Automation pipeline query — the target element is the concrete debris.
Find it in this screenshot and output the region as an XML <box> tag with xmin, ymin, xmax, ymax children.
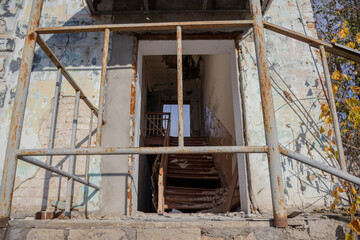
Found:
<box><xmin>1</xmin><ymin>217</ymin><xmax>351</xmax><ymax>240</ymax></box>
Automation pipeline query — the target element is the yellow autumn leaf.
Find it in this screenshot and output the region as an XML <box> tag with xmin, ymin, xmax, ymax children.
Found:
<box><xmin>351</xmin><ymin>86</ymin><xmax>360</xmax><ymax>94</ymax></box>
<box><xmin>343</xmin><ymin>21</ymin><xmax>349</xmax><ymax>27</ymax></box>
<box><xmin>333</xmin><ymin>84</ymin><xmax>338</xmax><ymax>94</ymax></box>
<box><xmin>339</xmin><ymin>27</ymin><xmax>349</xmax><ymax>39</ymax></box>
<box><xmin>345</xmin><ymin>233</ymin><xmax>354</xmax><ymax>240</ymax></box>
<box><xmin>357</xmin><ymin>197</ymin><xmax>360</xmax><ymax>204</ymax></box>
<box><xmin>334</xmin><ymin>198</ymin><xmax>341</xmax><ymax>204</ymax></box>
<box><xmin>357</xmin><ymin>33</ymin><xmax>360</xmax><ymax>44</ymax></box>
<box><xmin>346</xmin><ymin>97</ymin><xmax>360</xmax><ymax>108</ymax></box>
<box><xmin>354</xmin><ymin>106</ymin><xmax>360</xmax><ymax>114</ymax></box>
<box><xmin>333</xmin><ymin>189</ymin><xmax>339</xmax><ymax>199</ymax></box>
<box><xmin>354</xmin><ymin>188</ymin><xmax>359</xmax><ymax>195</ymax></box>
<box><xmin>324</xmin><ymin>117</ymin><xmax>332</xmax><ymax>124</ymax></box>
<box><xmin>320</xmin><ymin>126</ymin><xmax>325</xmax><ymax>133</ymax></box>
<box><xmin>332</xmin><ymin>70</ymin><xmax>342</xmax><ymax>80</ymax></box>
<box><xmin>337</xmin><ymin>187</ymin><xmax>345</xmax><ymax>193</ymax></box>
<box><xmin>331</xmin><ymin>38</ymin><xmax>338</xmax><ymax>43</ymax></box>
<box><xmin>350</xmin><ymin>203</ymin><xmax>357</xmax><ymax>214</ymax></box>
<box><xmin>350</xmin><ymin>218</ymin><xmax>360</xmax><ymax>234</ymax></box>
<box><xmin>331</xmin><ymin>203</ymin><xmax>337</xmax><ymax>209</ymax></box>
<box><xmin>346</xmin><ymin>42</ymin><xmax>356</xmax><ymax>49</ymax></box>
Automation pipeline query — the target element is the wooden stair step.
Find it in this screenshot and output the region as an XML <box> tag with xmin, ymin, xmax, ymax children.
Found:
<box><xmin>169</xmin><ymin>155</ymin><xmax>213</xmax><ymax>159</ymax></box>
<box><xmin>165</xmin><ymin>202</ymin><xmax>213</xmax><ymax>210</ymax></box>
<box><xmin>167</xmin><ymin>166</ymin><xmax>215</xmax><ymax>171</ymax></box>
<box><xmin>168</xmin><ymin>164</ymin><xmax>215</xmax><ymax>169</ymax></box>
<box><xmin>165</xmin><ymin>196</ymin><xmax>214</xmax><ymax>203</ymax></box>
<box><xmin>166</xmin><ymin>186</ymin><xmax>219</xmax><ymax>191</ymax></box>
<box><xmin>167</xmin><ymin>173</ymin><xmax>220</xmax><ymax>180</ymax></box>
<box><xmin>165</xmin><ymin>187</ymin><xmax>219</xmax><ymax>196</ymax></box>
<box><xmin>167</xmin><ymin>168</ymin><xmax>218</xmax><ymax>175</ymax></box>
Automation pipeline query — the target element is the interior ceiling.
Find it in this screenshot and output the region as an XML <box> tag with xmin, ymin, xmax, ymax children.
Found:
<box><xmin>112</xmin><ymin>0</ymin><xmax>248</xmax><ymax>11</ymax></box>
<box><xmin>93</xmin><ymin>0</ymin><xmax>251</xmax><ymax>13</ymax></box>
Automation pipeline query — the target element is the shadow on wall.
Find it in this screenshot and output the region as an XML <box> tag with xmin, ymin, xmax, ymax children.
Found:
<box><xmin>238</xmin><ymin>30</ymin><xmax>340</xmax><ymax>211</ymax></box>
<box><xmin>13</xmin><ymin>7</ymin><xmax>131</xmax><ymax>216</ymax></box>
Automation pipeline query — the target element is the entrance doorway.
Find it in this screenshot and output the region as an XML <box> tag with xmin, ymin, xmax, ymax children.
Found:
<box><xmin>133</xmin><ymin>40</ymin><xmax>249</xmax><ymax>214</ymax></box>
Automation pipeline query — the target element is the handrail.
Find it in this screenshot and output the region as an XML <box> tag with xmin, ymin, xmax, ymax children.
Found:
<box><xmin>145</xmin><ymin>113</ymin><xmax>170</xmax><ymax>136</ymax></box>
<box><xmin>157</xmin><ymin>114</ymin><xmax>171</xmax><ymax>214</ymax></box>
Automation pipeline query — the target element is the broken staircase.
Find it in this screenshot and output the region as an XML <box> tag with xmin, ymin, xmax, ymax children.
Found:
<box><xmin>161</xmin><ymin>137</ymin><xmax>226</xmax><ymax>212</ymax></box>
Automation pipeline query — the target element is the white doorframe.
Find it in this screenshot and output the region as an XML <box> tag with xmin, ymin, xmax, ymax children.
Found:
<box><xmin>133</xmin><ymin>40</ymin><xmax>249</xmax><ymax>213</ymax></box>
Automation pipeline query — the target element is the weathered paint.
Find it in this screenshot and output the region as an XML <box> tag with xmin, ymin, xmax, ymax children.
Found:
<box><xmin>0</xmin><ymin>0</ymin><xmax>44</xmax><ymax>225</ymax></box>
<box><xmin>96</xmin><ymin>28</ymin><xmax>110</xmax><ymax>147</ymax></box>
<box><xmin>127</xmin><ymin>36</ymin><xmax>138</xmax><ymax>216</ymax></box>
<box><xmin>0</xmin><ymin>0</ymin><xmax>110</xmax><ymax>216</ymax></box>
<box><xmin>0</xmin><ymin>0</ymin><xmax>357</xmax><ymax>220</ymax></box>
<box><xmin>239</xmin><ymin>0</ymin><xmax>338</xmax><ymax>216</ymax></box>
<box><xmin>176</xmin><ymin>26</ymin><xmax>184</xmax><ymax>147</ymax></box>
<box><xmin>250</xmin><ymin>0</ymin><xmax>287</xmax><ymax>227</ymax></box>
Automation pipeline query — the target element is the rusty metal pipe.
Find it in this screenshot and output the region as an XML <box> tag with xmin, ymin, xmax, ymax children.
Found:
<box><xmin>16</xmin><ymin>146</ymin><xmax>269</xmax><ymax>156</ymax></box>
<box><xmin>41</xmin><ymin>68</ymin><xmax>62</xmax><ymax>211</ymax></box>
<box><xmin>250</xmin><ymin>0</ymin><xmax>288</xmax><ymax>227</ymax></box>
<box><xmin>263</xmin><ymin>21</ymin><xmax>360</xmax><ymax>63</ymax></box>
<box><xmin>279</xmin><ymin>146</ymin><xmax>360</xmax><ymax>186</ymax></box>
<box><xmin>18</xmin><ymin>156</ymin><xmax>99</xmax><ymax>190</ymax></box>
<box><xmin>65</xmin><ymin>90</ymin><xmax>81</xmax><ymax>217</ymax></box>
<box><xmin>177</xmin><ymin>26</ymin><xmax>184</xmax><ymax>147</ymax></box>
<box><xmin>0</xmin><ymin>0</ymin><xmax>44</xmax><ymax>226</ymax></box>
<box><xmin>319</xmin><ymin>45</ymin><xmax>346</xmax><ymax>171</ymax></box>
<box><xmin>96</xmin><ymin>29</ymin><xmax>110</xmax><ymax>147</ymax></box>
<box><xmin>85</xmin><ymin>110</ymin><xmax>94</xmax><ymax>182</ymax></box>
<box><xmin>36</xmin><ymin>36</ymin><xmax>99</xmax><ymax>117</ymax></box>
<box><xmin>47</xmin><ymin>69</ymin><xmax>62</xmax><ymax>162</ymax></box>
<box><xmin>35</xmin><ymin>20</ymin><xmax>254</xmax><ymax>34</ymax></box>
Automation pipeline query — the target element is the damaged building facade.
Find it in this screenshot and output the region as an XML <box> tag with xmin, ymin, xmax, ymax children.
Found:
<box><xmin>0</xmin><ymin>0</ymin><xmax>358</xmax><ymax>230</ymax></box>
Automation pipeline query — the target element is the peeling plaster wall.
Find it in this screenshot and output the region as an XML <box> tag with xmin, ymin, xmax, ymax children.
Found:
<box><xmin>203</xmin><ymin>54</ymin><xmax>236</xmax><ymax>187</ymax></box>
<box><xmin>0</xmin><ymin>0</ymin><xmax>114</xmax><ymax>215</ymax></box>
<box><xmin>240</xmin><ymin>0</ymin><xmax>337</xmax><ymax>213</ymax></box>
<box><xmin>0</xmin><ymin>0</ymin><xmax>339</xmax><ymax>216</ymax></box>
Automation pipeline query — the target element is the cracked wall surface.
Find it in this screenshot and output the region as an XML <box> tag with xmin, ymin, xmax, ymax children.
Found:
<box><xmin>0</xmin><ymin>0</ymin><xmax>339</xmax><ymax>216</ymax></box>
<box><xmin>0</xmin><ymin>0</ymin><xmax>112</xmax><ymax>215</ymax></box>
<box><xmin>240</xmin><ymin>0</ymin><xmax>337</xmax><ymax>213</ymax></box>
